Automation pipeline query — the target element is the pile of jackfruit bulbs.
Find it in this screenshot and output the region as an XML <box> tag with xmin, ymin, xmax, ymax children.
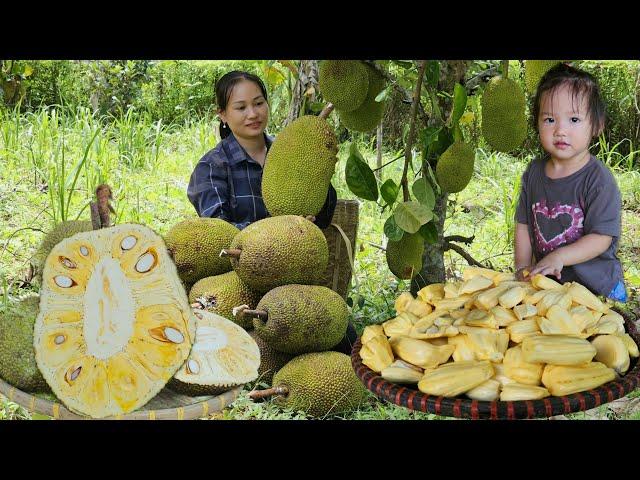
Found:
<box><xmin>360</xmin><ymin>267</ymin><xmax>639</xmax><ymax>401</ymax></box>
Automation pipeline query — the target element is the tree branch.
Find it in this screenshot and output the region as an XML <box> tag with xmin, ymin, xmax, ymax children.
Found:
<box><xmin>464</xmin><ymin>66</ymin><xmax>498</xmax><ymax>91</ymax></box>
<box><xmin>401</xmin><ymin>60</ymin><xmax>428</xmax><ymax>202</ymax></box>
<box><xmin>444</xmin><ymin>235</ymin><xmax>475</xmax><ymax>245</ymax></box>
<box><xmin>444</xmin><ymin>241</ymin><xmax>487</xmax><ymax>268</ymax></box>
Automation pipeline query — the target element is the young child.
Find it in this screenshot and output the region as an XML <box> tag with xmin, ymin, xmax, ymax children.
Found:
<box><xmin>514</xmin><ymin>63</ymin><xmax>627</xmax><ymax>302</ymax></box>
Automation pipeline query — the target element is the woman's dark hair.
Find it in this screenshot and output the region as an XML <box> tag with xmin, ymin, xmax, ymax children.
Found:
<box><xmin>531</xmin><ymin>63</ymin><xmax>606</xmax><ymax>138</ymax></box>
<box><xmin>215</xmin><ymin>71</ymin><xmax>268</xmax><ymax>139</ymax></box>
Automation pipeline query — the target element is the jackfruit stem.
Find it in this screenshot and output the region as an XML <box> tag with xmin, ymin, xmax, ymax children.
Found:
<box><xmin>239</xmin><ymin>309</ymin><xmax>269</xmax><ymax>321</ymax></box>
<box><xmin>219</xmin><ymin>248</ymin><xmax>241</xmax><ymax>259</ymax></box>
<box><xmin>319</xmin><ymin>103</ymin><xmax>334</xmax><ymax>119</ymax></box>
<box><xmin>248</xmin><ymin>385</ymin><xmax>289</xmax><ymax>400</ymax></box>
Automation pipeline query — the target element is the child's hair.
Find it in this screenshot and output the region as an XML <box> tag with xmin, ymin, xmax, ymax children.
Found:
<box><xmin>531</xmin><ymin>63</ymin><xmax>606</xmax><ymax>138</ymax></box>
<box><xmin>215</xmin><ymin>71</ymin><xmax>269</xmax><ymax>139</ymax></box>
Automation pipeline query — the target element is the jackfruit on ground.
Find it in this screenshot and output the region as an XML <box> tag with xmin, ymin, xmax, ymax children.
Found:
<box><xmin>386</xmin><ymin>233</ymin><xmax>424</xmax><ymax>280</ymax></box>
<box><xmin>188</xmin><ymin>271</ymin><xmax>261</xmax><ymax>329</ymax></box>
<box><xmin>164</xmin><ymin>217</ymin><xmax>238</xmax><ymax>286</ymax></box>
<box><xmin>248</xmin><ymin>330</ymin><xmax>294</xmax><ymax>386</ymax></box>
<box><xmin>0</xmin><ymin>296</ymin><xmax>49</xmax><ymax>392</ymax></box>
<box><xmin>34</xmin><ymin>223</ymin><xmax>197</xmax><ymax>418</ymax></box>
<box><xmin>228</xmin><ymin>215</ymin><xmax>329</xmax><ymax>294</ymax></box>
<box><xmin>318</xmin><ymin>60</ymin><xmax>369</xmax><ymax>112</ymax></box>
<box><xmin>251</xmin><ymin>285</ymin><xmax>348</xmax><ymax>355</ymax></box>
<box><xmin>481</xmin><ymin>76</ymin><xmax>528</xmax><ymax>153</ymax></box>
<box><xmin>271</xmin><ymin>351</ymin><xmax>369</xmax><ymax>418</ymax></box>
<box><xmin>524</xmin><ymin>60</ymin><xmax>562</xmax><ymax>94</ymax></box>
<box><xmin>435</xmin><ymin>141</ymin><xmax>476</xmax><ymax>194</ymax></box>
<box><xmin>262</xmin><ymin>115</ymin><xmax>339</xmax><ymax>217</ymax></box>
<box><xmin>32</xmin><ymin>220</ymin><xmax>94</xmax><ymax>282</ymax></box>
<box><xmin>338</xmin><ymin>63</ymin><xmax>386</xmax><ymax>132</ymax></box>
<box><xmin>170</xmin><ymin>309</ymin><xmax>260</xmax><ymax>395</ymax></box>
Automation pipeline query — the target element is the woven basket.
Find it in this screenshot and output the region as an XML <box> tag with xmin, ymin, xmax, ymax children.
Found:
<box><xmin>321</xmin><ymin>199</ymin><xmax>359</xmax><ymax>300</ymax></box>
<box><xmin>351</xmin><ymin>308</ymin><xmax>640</xmax><ymax>420</ymax></box>
<box><xmin>0</xmin><ymin>379</ymin><xmax>243</xmax><ymax>420</ymax></box>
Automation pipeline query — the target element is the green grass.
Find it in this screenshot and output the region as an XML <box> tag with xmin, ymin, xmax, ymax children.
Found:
<box><xmin>1</xmin><ymin>106</ymin><xmax>639</xmax><ymax>420</ymax></box>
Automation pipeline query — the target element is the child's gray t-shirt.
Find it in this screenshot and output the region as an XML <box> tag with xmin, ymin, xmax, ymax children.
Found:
<box><xmin>515</xmin><ymin>154</ymin><xmax>624</xmax><ymax>296</ymax></box>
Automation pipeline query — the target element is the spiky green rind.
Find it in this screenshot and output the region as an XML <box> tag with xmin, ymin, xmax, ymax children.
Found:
<box><xmin>435</xmin><ymin>141</ymin><xmax>476</xmax><ymax>194</ymax></box>
<box><xmin>386</xmin><ymin>233</ymin><xmax>424</xmax><ymax>280</ymax></box>
<box><xmin>318</xmin><ymin>60</ymin><xmax>369</xmax><ymax>112</ymax></box>
<box><xmin>481</xmin><ymin>76</ymin><xmax>528</xmax><ymax>153</ymax></box>
<box><xmin>525</xmin><ymin>60</ymin><xmax>562</xmax><ymax>94</ymax></box>
<box><xmin>338</xmin><ymin>64</ymin><xmax>387</xmax><ymax>132</ymax></box>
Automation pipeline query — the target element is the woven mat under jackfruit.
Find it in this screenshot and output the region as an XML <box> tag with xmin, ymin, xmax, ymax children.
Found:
<box><xmin>0</xmin><ymin>380</ymin><xmax>243</xmax><ymax>420</ymax></box>
<box><xmin>351</xmin><ymin>308</ymin><xmax>640</xmax><ymax>420</ymax></box>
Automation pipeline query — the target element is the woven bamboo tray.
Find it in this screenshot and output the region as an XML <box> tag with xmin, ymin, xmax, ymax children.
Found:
<box><xmin>0</xmin><ymin>378</ymin><xmax>243</xmax><ymax>420</ymax></box>
<box><xmin>351</xmin><ymin>308</ymin><xmax>640</xmax><ymax>420</ymax></box>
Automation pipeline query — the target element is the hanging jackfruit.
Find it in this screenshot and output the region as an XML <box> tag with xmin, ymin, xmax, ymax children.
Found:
<box><xmin>435</xmin><ymin>141</ymin><xmax>476</xmax><ymax>194</ymax></box>
<box><xmin>386</xmin><ymin>232</ymin><xmax>424</xmax><ymax>280</ymax></box>
<box><xmin>318</xmin><ymin>60</ymin><xmax>369</xmax><ymax>112</ymax></box>
<box><xmin>34</xmin><ymin>223</ymin><xmax>197</xmax><ymax>418</ymax></box>
<box><xmin>481</xmin><ymin>76</ymin><xmax>528</xmax><ymax>153</ymax></box>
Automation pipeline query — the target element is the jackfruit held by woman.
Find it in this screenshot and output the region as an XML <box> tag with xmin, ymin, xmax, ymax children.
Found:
<box><xmin>34</xmin><ymin>223</ymin><xmax>197</xmax><ymax>418</ymax></box>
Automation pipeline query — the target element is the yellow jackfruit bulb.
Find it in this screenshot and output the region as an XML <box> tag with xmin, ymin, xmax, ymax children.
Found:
<box><xmin>444</xmin><ymin>281</ymin><xmax>462</xmax><ymax>299</ymax></box>
<box><xmin>500</xmin><ymin>383</ymin><xmax>550</xmax><ymax>401</ymax></box>
<box><xmin>615</xmin><ymin>333</ymin><xmax>639</xmax><ymax>358</ymax></box>
<box><xmin>433</xmin><ymin>296</ymin><xmax>471</xmax><ymax>311</ymax></box>
<box><xmin>493</xmin><ymin>272</ymin><xmax>516</xmax><ymax>285</ymax></box>
<box><xmin>481</xmin><ymin>76</ymin><xmax>528</xmax><ymax>153</ymax></box>
<box><xmin>389</xmin><ymin>336</ymin><xmax>454</xmax><ymax>369</ymax></box>
<box><xmin>541</xmin><ymin>362</ymin><xmax>616</xmax><ymax>396</ymax></box>
<box><xmin>570</xmin><ymin>306</ymin><xmax>598</xmax><ymax>332</ymax></box>
<box><xmin>490</xmin><ymin>306</ymin><xmax>518</xmax><ymax>326</ymax></box>
<box><xmin>568</xmin><ymin>282</ymin><xmax>607</xmax><ymax>313</ymax></box>
<box><xmin>530</xmin><ymin>274</ymin><xmax>562</xmax><ymax>290</ymax></box>
<box><xmin>417</xmin><ymin>283</ymin><xmax>444</xmax><ymax>303</ymax></box>
<box><xmin>492</xmin><ymin>362</ymin><xmax>517</xmax><ymax>386</ymax></box>
<box><xmin>507</xmin><ymin>318</ymin><xmax>541</xmax><ymax>343</ymax></box>
<box><xmin>361</xmin><ymin>324</ymin><xmax>385</xmax><ymax>344</ymax></box>
<box><xmin>591</xmin><ymin>335</ymin><xmax>630</xmax><ymax>374</ymax></box>
<box><xmin>405</xmin><ymin>299</ymin><xmax>433</xmax><ymax>317</ymax></box>
<box><xmin>462</xmin><ymin>267</ymin><xmax>500</xmax><ymax>281</ymax></box>
<box><xmin>538</xmin><ymin>305</ymin><xmax>582</xmax><ymax>336</ymax></box>
<box><xmin>436</xmin><ymin>141</ymin><xmax>476</xmax><ymax>194</ymax></box>
<box><xmin>459</xmin><ymin>275</ymin><xmax>494</xmax><ymax>295</ymax></box>
<box><xmin>381</xmin><ymin>359</ymin><xmax>424</xmax><ymax>384</ymax></box>
<box><xmin>475</xmin><ymin>285</ymin><xmax>511</xmax><ymax>310</ymax></box>
<box><xmin>498</xmin><ymin>286</ymin><xmax>525</xmax><ymax>309</ymax></box>
<box><xmin>418</xmin><ymin>360</ymin><xmax>494</xmax><ymax>397</ymax></box>
<box><xmin>386</xmin><ymin>233</ymin><xmax>424</xmax><ymax>280</ymax></box>
<box><xmin>394</xmin><ymin>292</ymin><xmax>414</xmax><ymax>313</ymax></box>
<box><xmin>503</xmin><ymin>345</ymin><xmax>544</xmax><ymax>385</ymax></box>
<box><xmin>34</xmin><ymin>224</ymin><xmax>197</xmax><ymax>418</ymax></box>
<box><xmin>466</xmin><ymin>378</ymin><xmax>501</xmax><ymax>401</ymax></box>
<box><xmin>463</xmin><ymin>309</ymin><xmax>498</xmax><ymax>329</ymax></box>
<box><xmin>536</xmin><ymin>291</ymin><xmax>572</xmax><ymax>317</ymax></box>
<box><xmin>383</xmin><ymin>314</ymin><xmax>414</xmax><ymax>337</ymax></box>
<box><xmin>513</xmin><ymin>304</ymin><xmax>537</xmax><ymax>321</ymax></box>
<box><xmin>359</xmin><ymin>335</ymin><xmax>395</xmax><ymax>373</ymax></box>
<box><xmin>462</xmin><ymin>327</ymin><xmax>504</xmax><ymax>362</ymax></box>
<box><xmin>521</xmin><ymin>335</ymin><xmax>596</xmax><ymax>366</ymax></box>
<box><xmin>448</xmin><ymin>334</ymin><xmax>476</xmax><ymax>362</ymax></box>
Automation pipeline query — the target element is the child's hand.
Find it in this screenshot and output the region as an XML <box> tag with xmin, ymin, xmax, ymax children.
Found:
<box><xmin>528</xmin><ymin>251</ymin><xmax>564</xmax><ymax>280</ymax></box>
<box><xmin>515</xmin><ymin>266</ymin><xmax>532</xmax><ymax>281</ymax></box>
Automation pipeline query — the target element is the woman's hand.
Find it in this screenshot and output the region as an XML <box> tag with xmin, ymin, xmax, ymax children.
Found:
<box><xmin>528</xmin><ymin>251</ymin><xmax>565</xmax><ymax>280</ymax></box>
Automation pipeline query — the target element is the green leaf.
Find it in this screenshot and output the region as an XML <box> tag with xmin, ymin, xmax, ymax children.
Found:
<box><xmin>453</xmin><ymin>123</ymin><xmax>464</xmax><ymax>142</ymax></box>
<box><xmin>419</xmin><ymin>126</ymin><xmax>441</xmax><ymax>153</ymax></box>
<box><xmin>424</xmin><ymin>61</ymin><xmax>440</xmax><ymax>88</ymax></box>
<box><xmin>384</xmin><ymin>215</ymin><xmax>404</xmax><ymax>241</ymax></box>
<box><xmin>393</xmin><ymin>201</ymin><xmax>433</xmax><ymax>234</ymax></box>
<box><xmin>375</xmin><ymin>85</ymin><xmax>392</xmax><ymax>103</ymax></box>
<box><xmin>345</xmin><ymin>145</ymin><xmax>378</xmax><ymax>201</ymax></box>
<box><xmin>380</xmin><ymin>179</ymin><xmax>399</xmax><ymax>206</ymax></box>
<box><xmin>419</xmin><ymin>222</ymin><xmax>438</xmax><ymax>244</ymax></box>
<box><xmin>412</xmin><ymin>177</ymin><xmax>435</xmax><ymax>210</ymax></box>
<box><xmin>392</xmin><ymin>60</ymin><xmax>413</xmax><ymax>69</ymax></box>
<box><xmin>450</xmin><ymin>83</ymin><xmax>468</xmax><ymax>127</ymax></box>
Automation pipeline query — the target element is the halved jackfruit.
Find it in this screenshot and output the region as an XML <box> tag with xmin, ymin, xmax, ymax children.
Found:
<box><xmin>34</xmin><ymin>224</ymin><xmax>197</xmax><ymax>418</ymax></box>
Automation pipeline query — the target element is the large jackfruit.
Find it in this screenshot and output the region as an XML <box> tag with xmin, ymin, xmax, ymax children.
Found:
<box><xmin>318</xmin><ymin>60</ymin><xmax>369</xmax><ymax>112</ymax></box>
<box><xmin>386</xmin><ymin>233</ymin><xmax>424</xmax><ymax>280</ymax></box>
<box><xmin>164</xmin><ymin>217</ymin><xmax>238</xmax><ymax>286</ymax></box>
<box><xmin>338</xmin><ymin>63</ymin><xmax>387</xmax><ymax>132</ymax></box>
<box><xmin>481</xmin><ymin>76</ymin><xmax>528</xmax><ymax>153</ymax></box>
<box><xmin>0</xmin><ymin>296</ymin><xmax>49</xmax><ymax>392</ymax></box>
<box><xmin>271</xmin><ymin>351</ymin><xmax>369</xmax><ymax>418</ymax></box>
<box><xmin>250</xmin><ymin>285</ymin><xmax>348</xmax><ymax>355</ymax></box>
<box><xmin>435</xmin><ymin>141</ymin><xmax>476</xmax><ymax>194</ymax></box>
<box><xmin>188</xmin><ymin>271</ymin><xmax>261</xmax><ymax>329</ymax></box>
<box><xmin>248</xmin><ymin>330</ymin><xmax>294</xmax><ymax>386</ymax></box>
<box><xmin>226</xmin><ymin>215</ymin><xmax>329</xmax><ymax>294</ymax></box>
<box><xmin>32</xmin><ymin>220</ymin><xmax>94</xmax><ymax>281</ymax></box>
<box><xmin>262</xmin><ymin>115</ymin><xmax>338</xmax><ymax>217</ymax></box>
<box><xmin>169</xmin><ymin>309</ymin><xmax>260</xmax><ymax>396</ymax></box>
<box><xmin>524</xmin><ymin>60</ymin><xmax>562</xmax><ymax>94</ymax></box>
<box><xmin>34</xmin><ymin>223</ymin><xmax>197</xmax><ymax>418</ymax></box>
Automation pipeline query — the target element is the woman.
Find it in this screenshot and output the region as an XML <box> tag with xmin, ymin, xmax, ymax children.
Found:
<box><xmin>187</xmin><ymin>70</ymin><xmax>356</xmax><ymax>354</ymax></box>
<box><xmin>187</xmin><ymin>70</ymin><xmax>337</xmax><ymax>230</ymax></box>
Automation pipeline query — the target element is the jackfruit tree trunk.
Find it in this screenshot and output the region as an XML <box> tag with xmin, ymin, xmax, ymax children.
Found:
<box><xmin>285</xmin><ymin>60</ymin><xmax>319</xmax><ymax>126</ymax></box>
<box><xmin>410</xmin><ymin>61</ymin><xmax>471</xmax><ymax>295</ymax></box>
